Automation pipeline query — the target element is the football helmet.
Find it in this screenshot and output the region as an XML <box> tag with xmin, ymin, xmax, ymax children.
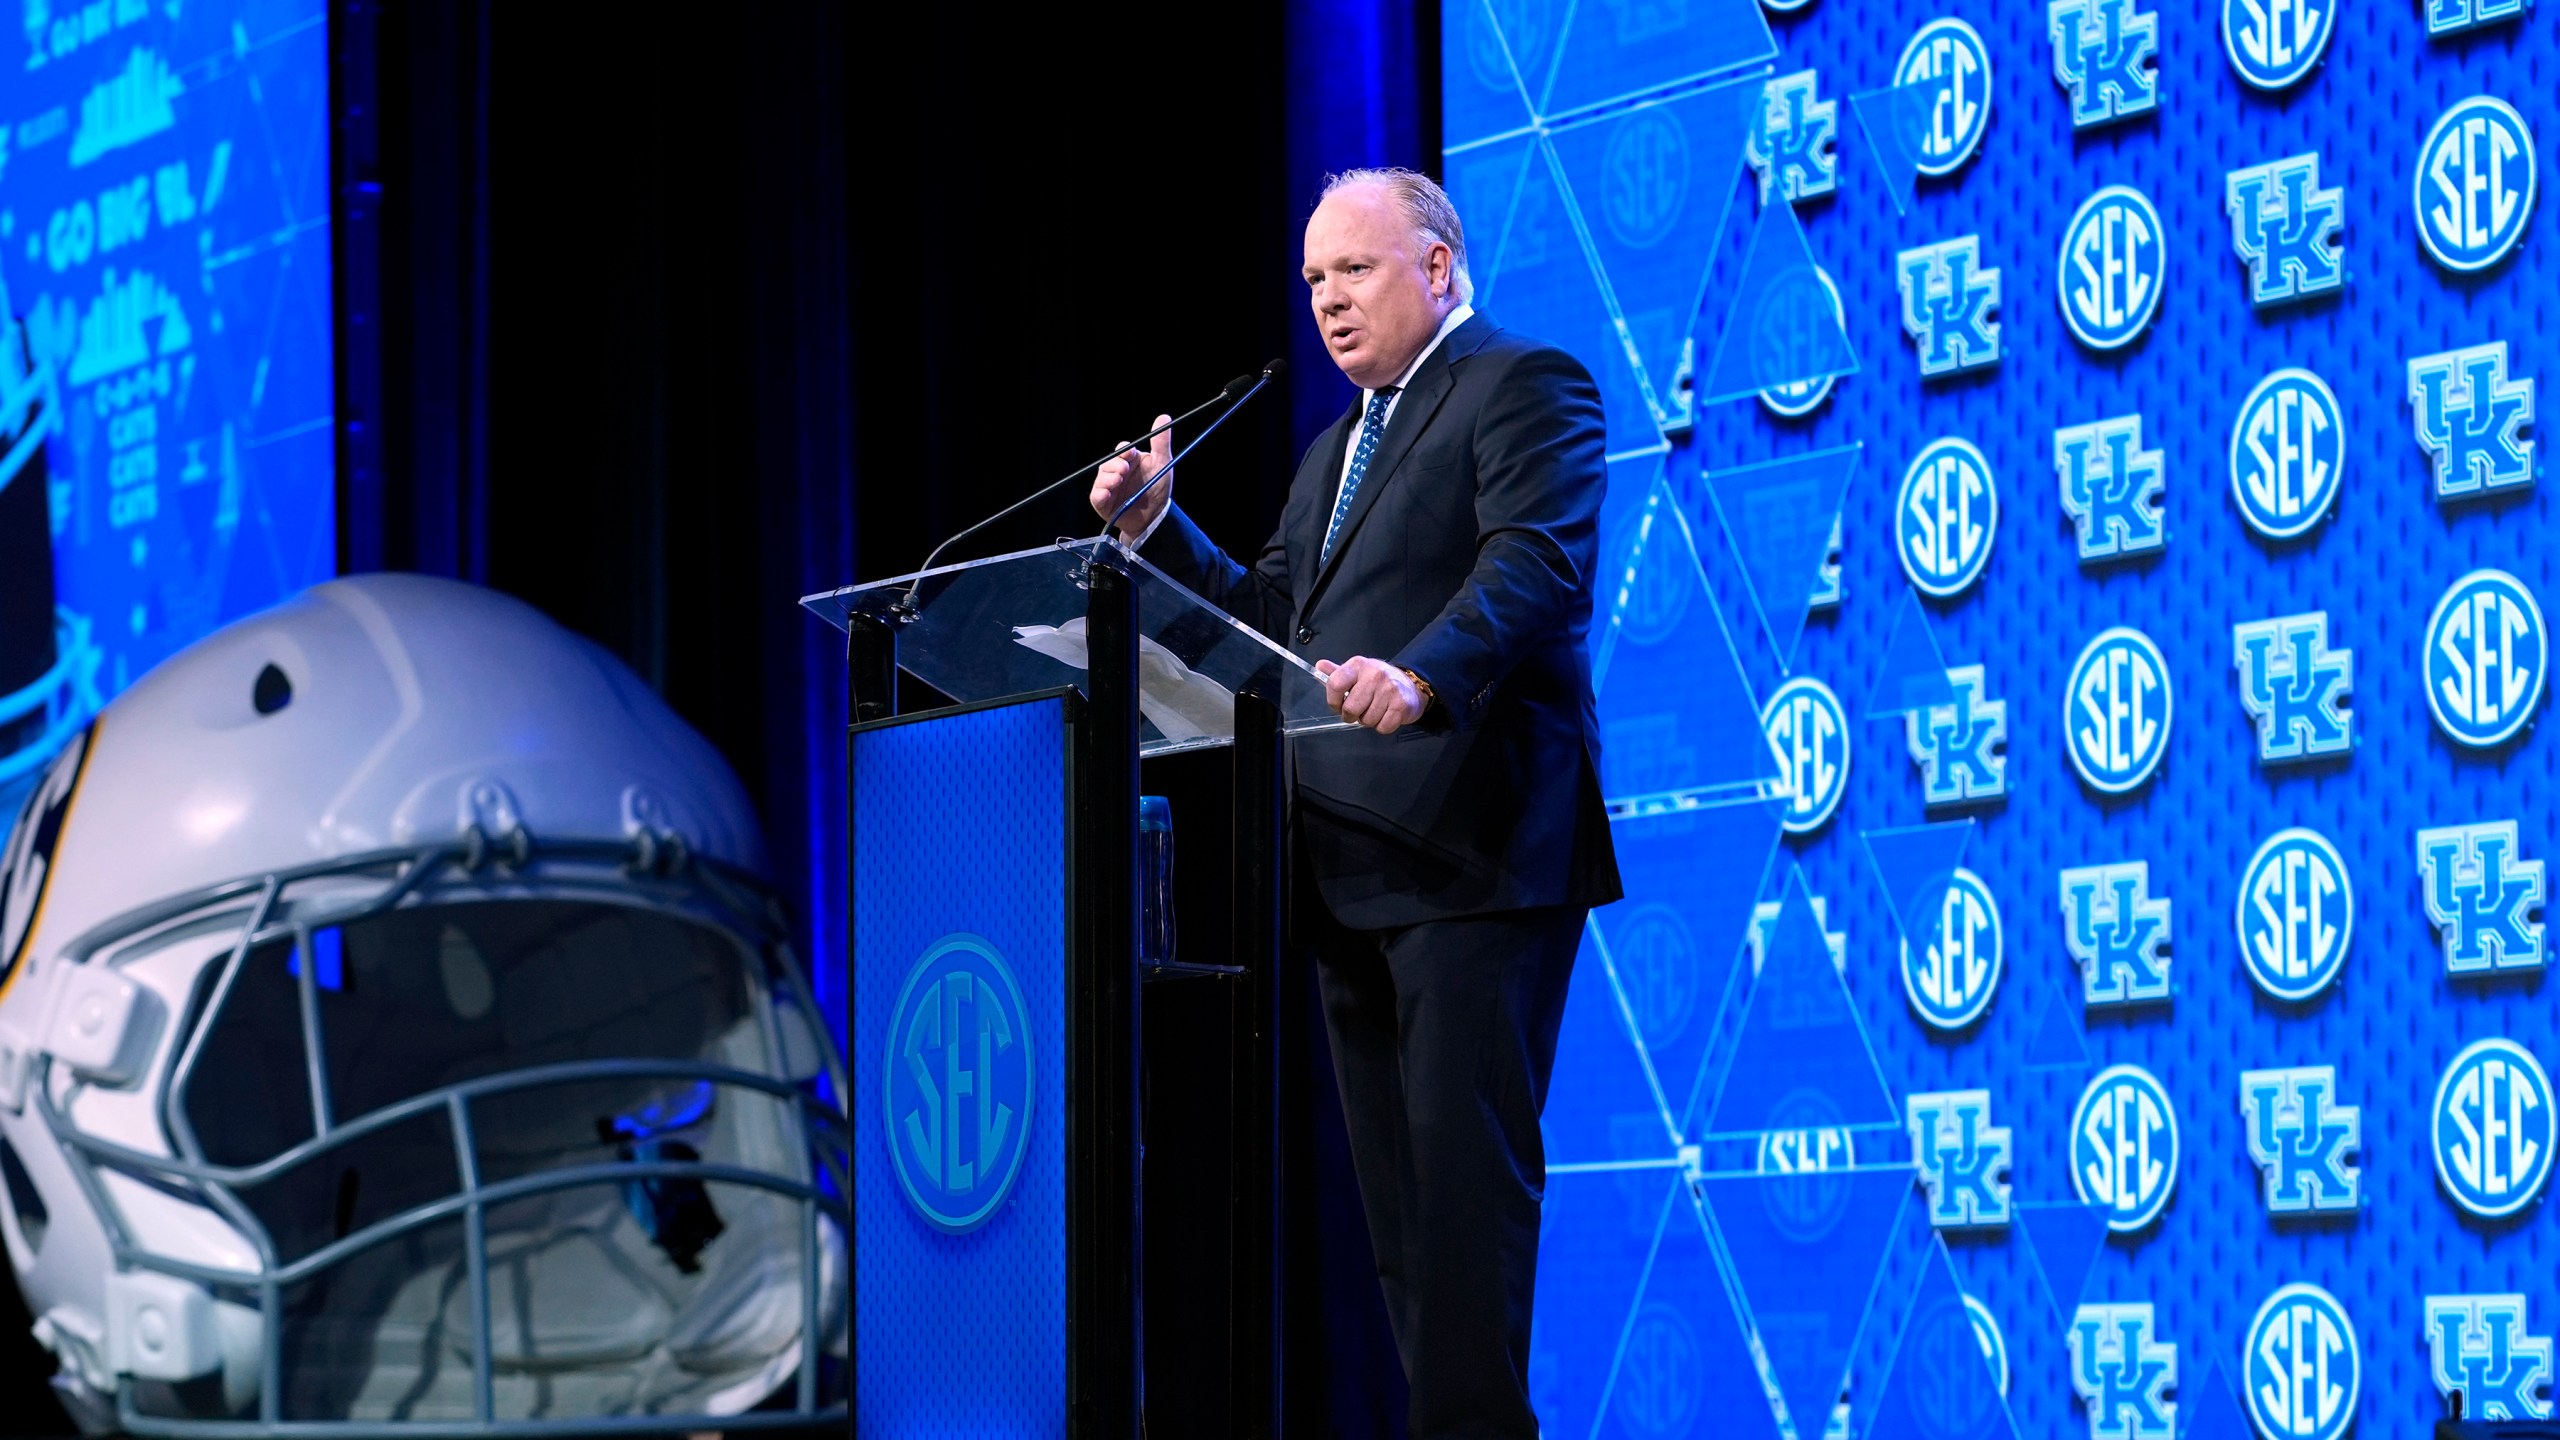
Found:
<box><xmin>0</xmin><ymin>573</ymin><xmax>848</xmax><ymax>1435</ymax></box>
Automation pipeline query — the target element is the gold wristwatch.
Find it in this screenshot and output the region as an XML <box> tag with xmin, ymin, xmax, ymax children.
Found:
<box><xmin>1403</xmin><ymin>669</ymin><xmax>1437</xmax><ymax>713</ymax></box>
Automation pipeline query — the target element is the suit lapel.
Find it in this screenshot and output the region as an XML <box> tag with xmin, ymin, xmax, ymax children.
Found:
<box><xmin>1304</xmin><ymin>337</ymin><xmax>1463</xmax><ymax>596</ymax></box>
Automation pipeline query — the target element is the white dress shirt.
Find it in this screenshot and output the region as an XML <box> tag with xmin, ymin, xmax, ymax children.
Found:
<box><xmin>1129</xmin><ymin>303</ymin><xmax>1476</xmax><ymax>553</ymax></box>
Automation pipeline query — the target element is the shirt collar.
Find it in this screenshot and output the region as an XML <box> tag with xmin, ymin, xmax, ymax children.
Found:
<box><xmin>1365</xmin><ymin>303</ymin><xmax>1475</xmax><ymax>402</ymax></box>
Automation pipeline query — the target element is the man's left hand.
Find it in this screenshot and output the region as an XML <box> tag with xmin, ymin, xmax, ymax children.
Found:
<box><xmin>1316</xmin><ymin>657</ymin><xmax>1427</xmax><ymax>735</ymax></box>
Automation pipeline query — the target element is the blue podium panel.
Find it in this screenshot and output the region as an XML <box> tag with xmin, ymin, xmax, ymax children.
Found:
<box><xmin>852</xmin><ymin>694</ymin><xmax>1070</xmax><ymax>1437</ymax></box>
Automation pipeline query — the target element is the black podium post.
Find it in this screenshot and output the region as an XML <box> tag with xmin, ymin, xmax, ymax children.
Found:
<box><xmin>1070</xmin><ymin>559</ymin><xmax>1143</xmax><ymax>1438</ymax></box>
<box><xmin>1229</xmin><ymin>690</ymin><xmax>1284</xmax><ymax>1437</ymax></box>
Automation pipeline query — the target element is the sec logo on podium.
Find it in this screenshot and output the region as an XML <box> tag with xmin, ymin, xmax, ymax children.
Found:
<box><xmin>884</xmin><ymin>933</ymin><xmax>1036</xmax><ymax>1233</ymax></box>
<box><xmin>2416</xmin><ymin>97</ymin><xmax>2536</xmax><ymax>273</ymax></box>
<box><xmin>2235</xmin><ymin>828</ymin><xmax>2352</xmax><ymax>1002</ymax></box>
<box><xmin>2230</xmin><ymin>368</ymin><xmax>2344</xmax><ymax>540</ymax></box>
<box><xmin>2073</xmin><ymin>1063</ymin><xmax>2179</xmax><ymax>1233</ymax></box>
<box><xmin>1763</xmin><ymin>675</ymin><xmax>1850</xmax><ymax>834</ymax></box>
<box><xmin>1897</xmin><ymin>438</ymin><xmax>1999</xmax><ymax>598</ymax></box>
<box><xmin>1902</xmin><ymin>867</ymin><xmax>2004</xmax><ymax>1030</ymax></box>
<box><xmin>2425</xmin><ymin>570</ymin><xmax>2546</xmax><ymax>749</ymax></box>
<box><xmin>1895</xmin><ymin>18</ymin><xmax>1993</xmax><ymax>176</ymax></box>
<box><xmin>2244</xmin><ymin>1284</ymin><xmax>2360</xmax><ymax>1440</ymax></box>
<box><xmin>2058</xmin><ymin>186</ymin><xmax>2165</xmax><ymax>351</ymax></box>
<box><xmin>2066</xmin><ymin>626</ymin><xmax>2173</xmax><ymax>793</ymax></box>
<box><xmin>2433</xmin><ymin>1038</ymin><xmax>2555</xmax><ymax>1220</ymax></box>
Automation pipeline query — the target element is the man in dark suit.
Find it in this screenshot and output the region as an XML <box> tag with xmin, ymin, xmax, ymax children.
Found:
<box><xmin>1090</xmin><ymin>167</ymin><xmax>1619</xmax><ymax>1438</ymax></box>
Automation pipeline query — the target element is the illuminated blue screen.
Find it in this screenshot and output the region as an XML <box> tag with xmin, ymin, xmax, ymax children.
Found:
<box><xmin>0</xmin><ymin>0</ymin><xmax>334</xmax><ymax>808</ymax></box>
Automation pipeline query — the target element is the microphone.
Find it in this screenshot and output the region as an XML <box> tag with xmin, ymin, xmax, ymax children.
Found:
<box><xmin>1099</xmin><ymin>358</ymin><xmax>1286</xmax><ymax>539</ymax></box>
<box><xmin>894</xmin><ymin>367</ymin><xmax>1267</xmax><ymax>616</ymax></box>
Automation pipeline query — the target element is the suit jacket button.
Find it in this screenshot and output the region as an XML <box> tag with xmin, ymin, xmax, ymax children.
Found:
<box><xmin>1295</xmin><ymin>625</ymin><xmax>1314</xmax><ymax>644</ymax></box>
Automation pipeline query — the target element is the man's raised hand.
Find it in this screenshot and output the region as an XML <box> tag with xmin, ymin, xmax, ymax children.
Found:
<box><xmin>1089</xmin><ymin>414</ymin><xmax>1175</xmax><ymax>544</ymax></box>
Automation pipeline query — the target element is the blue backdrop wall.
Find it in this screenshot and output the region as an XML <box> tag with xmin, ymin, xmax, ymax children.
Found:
<box><xmin>1445</xmin><ymin>2</ymin><xmax>2560</xmax><ymax>1438</ymax></box>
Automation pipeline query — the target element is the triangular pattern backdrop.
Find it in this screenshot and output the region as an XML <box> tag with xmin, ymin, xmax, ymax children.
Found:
<box><xmin>1444</xmin><ymin>0</ymin><xmax>2560</xmax><ymax>1436</ymax></box>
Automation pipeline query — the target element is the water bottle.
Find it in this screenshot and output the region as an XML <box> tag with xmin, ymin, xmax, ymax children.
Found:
<box><xmin>1139</xmin><ymin>794</ymin><xmax>1176</xmax><ymax>965</ymax></box>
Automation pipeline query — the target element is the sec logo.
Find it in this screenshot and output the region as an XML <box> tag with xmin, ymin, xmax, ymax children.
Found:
<box><xmin>1613</xmin><ymin>1304</ymin><xmax>1704</xmax><ymax>1438</ymax></box>
<box><xmin>1463</xmin><ymin>0</ymin><xmax>1553</xmax><ymax>92</ymax></box>
<box><xmin>1901</xmin><ymin>867</ymin><xmax>2004</xmax><ymax>1031</ymax></box>
<box><xmin>2222</xmin><ymin>0</ymin><xmax>2334</xmax><ymax>91</ymax></box>
<box><xmin>2065</xmin><ymin>626</ymin><xmax>2174</xmax><ymax>794</ymax></box>
<box><xmin>2433</xmin><ymin>1038</ymin><xmax>2555</xmax><ymax>1220</ymax></box>
<box><xmin>1613</xmin><ymin>902</ymin><xmax>1703</xmax><ymax>1047</ymax></box>
<box><xmin>1603</xmin><ymin>108</ymin><xmax>1690</xmax><ymax>250</ymax></box>
<box><xmin>1895</xmin><ymin>19</ymin><xmax>1993</xmax><ymax>177</ymax></box>
<box><xmin>884</xmin><ymin>933</ymin><xmax>1036</xmax><ymax>1233</ymax></box>
<box><xmin>2073</xmin><ymin>1063</ymin><xmax>2179</xmax><ymax>1232</ymax></box>
<box><xmin>2059</xmin><ymin>185</ymin><xmax>2165</xmax><ymax>351</ymax></box>
<box><xmin>2236</xmin><ymin>828</ymin><xmax>2353</xmax><ymax>1002</ymax></box>
<box><xmin>1759</xmin><ymin>1089</ymin><xmax>1856</xmax><ymax>1242</ymax></box>
<box><xmin>1897</xmin><ymin>438</ymin><xmax>1998</xmax><ymax>598</ymax></box>
<box><xmin>2416</xmin><ymin>97</ymin><xmax>2537</xmax><ymax>274</ymax></box>
<box><xmin>2426</xmin><ymin>570</ymin><xmax>2547</xmax><ymax>749</ymax></box>
<box><xmin>1964</xmin><ymin>1294</ymin><xmax>2010</xmax><ymax>1396</ymax></box>
<box><xmin>1760</xmin><ymin>266</ymin><xmax>1845</xmax><ymax>418</ymax></box>
<box><xmin>2245</xmin><ymin>1284</ymin><xmax>2360</xmax><ymax>1440</ymax></box>
<box><xmin>1763</xmin><ymin>675</ymin><xmax>1850</xmax><ymax>835</ymax></box>
<box><xmin>1907</xmin><ymin>1284</ymin><xmax>2000</xmax><ymax>1438</ymax></box>
<box><xmin>2231</xmin><ymin>369</ymin><xmax>2345</xmax><ymax>540</ymax></box>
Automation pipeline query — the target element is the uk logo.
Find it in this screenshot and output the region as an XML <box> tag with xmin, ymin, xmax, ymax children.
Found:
<box><xmin>2431</xmin><ymin>1037</ymin><xmax>2555</xmax><ymax>1219</ymax></box>
<box><xmin>2225</xmin><ymin>154</ymin><xmax>2345</xmax><ymax>306</ymax></box>
<box><xmin>1907</xmin><ymin>666</ymin><xmax>2008</xmax><ymax>809</ymax></box>
<box><xmin>1909</xmin><ymin>1089</ymin><xmax>2012</xmax><ymax>1227</ymax></box>
<box><xmin>2415</xmin><ymin>98</ymin><xmax>2537</xmax><ymax>273</ymax></box>
<box><xmin>2050</xmin><ymin>0</ymin><xmax>2159</xmax><ymax>129</ymax></box>
<box><xmin>2240</xmin><ymin>1066</ymin><xmax>2362</xmax><ymax>1212</ymax></box>
<box><xmin>2425</xmin><ymin>0</ymin><xmax>2528</xmax><ymax>34</ymax></box>
<box><xmin>2221</xmin><ymin>0</ymin><xmax>2334</xmax><ymax>90</ymax></box>
<box><xmin>1903</xmin><ymin>867</ymin><xmax>2003</xmax><ymax>1030</ymax></box>
<box><xmin>2231</xmin><ymin>368</ymin><xmax>2346</xmax><ymax>539</ymax></box>
<box><xmin>2428</xmin><ymin>1294</ymin><xmax>2554</xmax><ymax>1422</ymax></box>
<box><xmin>2409</xmin><ymin>343</ymin><xmax>2536</xmax><ymax>501</ymax></box>
<box><xmin>2236</xmin><ymin>829</ymin><xmax>2354</xmax><ymax>1001</ymax></box>
<box><xmin>2062</xmin><ymin>862</ymin><xmax>2173</xmax><ymax>1007</ymax></box>
<box><xmin>2057</xmin><ymin>415</ymin><xmax>2166</xmax><ymax>561</ymax></box>
<box><xmin>2417</xmin><ymin>821</ymin><xmax>2546</xmax><ymax>975</ymax></box>
<box><xmin>2424</xmin><ymin>570</ymin><xmax>2547</xmax><ymax>748</ymax></box>
<box><xmin>1894</xmin><ymin>19</ymin><xmax>1993</xmax><ymax>176</ymax></box>
<box><xmin>1748</xmin><ymin>890</ymin><xmax>1847</xmax><ymax>973</ymax></box>
<box><xmin>2073</xmin><ymin>1065</ymin><xmax>2179</xmax><ymax>1232</ymax></box>
<box><xmin>884</xmin><ymin>933</ymin><xmax>1036</xmax><ymax>1233</ymax></box>
<box><xmin>1762</xmin><ymin>675</ymin><xmax>1850</xmax><ymax>835</ymax></box>
<box><xmin>2059</xmin><ymin>187</ymin><xmax>2165</xmax><ymax>350</ymax></box>
<box><xmin>2233</xmin><ymin>612</ymin><xmax>2354</xmax><ymax>765</ymax></box>
<box><xmin>1899</xmin><ymin>237</ymin><xmax>2002</xmax><ymax>378</ymax></box>
<box><xmin>1748</xmin><ymin>70</ymin><xmax>1839</xmax><ymax>205</ymax></box>
<box><xmin>2065</xmin><ymin>627</ymin><xmax>2173</xmax><ymax>794</ymax></box>
<box><xmin>2244</xmin><ymin>1284</ymin><xmax>2360</xmax><ymax>1440</ymax></box>
<box><xmin>1896</xmin><ymin>438</ymin><xmax>1999</xmax><ymax>598</ymax></box>
<box><xmin>2069</xmin><ymin>1303</ymin><xmax>2178</xmax><ymax>1440</ymax></box>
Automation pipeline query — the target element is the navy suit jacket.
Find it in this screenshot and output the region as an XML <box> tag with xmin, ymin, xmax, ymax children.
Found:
<box><xmin>1143</xmin><ymin>311</ymin><xmax>1622</xmax><ymax>929</ymax></box>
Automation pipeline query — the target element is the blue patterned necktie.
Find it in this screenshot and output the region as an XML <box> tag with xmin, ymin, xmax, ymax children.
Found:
<box><xmin>1320</xmin><ymin>386</ymin><xmax>1399</xmax><ymax>564</ymax></box>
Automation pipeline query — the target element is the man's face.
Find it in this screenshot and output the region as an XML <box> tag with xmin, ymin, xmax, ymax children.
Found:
<box><xmin>1302</xmin><ymin>184</ymin><xmax>1455</xmax><ymax>391</ymax></box>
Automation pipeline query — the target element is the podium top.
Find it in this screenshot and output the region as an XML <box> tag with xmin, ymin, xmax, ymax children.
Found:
<box><xmin>803</xmin><ymin>538</ymin><xmax>1355</xmax><ymax>756</ymax></box>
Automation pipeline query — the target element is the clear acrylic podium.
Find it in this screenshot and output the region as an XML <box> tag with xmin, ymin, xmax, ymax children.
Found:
<box><xmin>807</xmin><ymin>537</ymin><xmax>1326</xmax><ymax>1438</ymax></box>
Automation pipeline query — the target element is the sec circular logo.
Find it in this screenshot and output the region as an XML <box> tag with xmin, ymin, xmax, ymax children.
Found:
<box><xmin>2065</xmin><ymin>626</ymin><xmax>2174</xmax><ymax>794</ymax></box>
<box><xmin>1901</xmin><ymin>867</ymin><xmax>2003</xmax><ymax>1031</ymax></box>
<box><xmin>1613</xmin><ymin>1304</ymin><xmax>1704</xmax><ymax>1437</ymax></box>
<box><xmin>2416</xmin><ymin>97</ymin><xmax>2537</xmax><ymax>273</ymax></box>
<box><xmin>2222</xmin><ymin>0</ymin><xmax>2334</xmax><ymax>91</ymax></box>
<box><xmin>1894</xmin><ymin>19</ymin><xmax>1992</xmax><ymax>177</ymax></box>
<box><xmin>2072</xmin><ymin>1063</ymin><xmax>2179</xmax><ymax>1232</ymax></box>
<box><xmin>1608</xmin><ymin>505</ymin><xmax>1692</xmax><ymax>648</ymax></box>
<box><xmin>2236</xmin><ymin>828</ymin><xmax>2353</xmax><ymax>1002</ymax></box>
<box><xmin>2244</xmin><ymin>1283</ymin><xmax>2360</xmax><ymax>1440</ymax></box>
<box><xmin>1758</xmin><ymin>265</ymin><xmax>1845</xmax><ymax>418</ymax></box>
<box><xmin>1964</xmin><ymin>1294</ymin><xmax>2010</xmax><ymax>1396</ymax></box>
<box><xmin>1603</xmin><ymin>108</ymin><xmax>1690</xmax><ymax>250</ymax></box>
<box><xmin>1613</xmin><ymin>903</ymin><xmax>1702</xmax><ymax>1046</ymax></box>
<box><xmin>2425</xmin><ymin>569</ymin><xmax>2547</xmax><ymax>749</ymax></box>
<box><xmin>1897</xmin><ymin>438</ymin><xmax>1998</xmax><ymax>599</ymax></box>
<box><xmin>1907</xmin><ymin>1283</ymin><xmax>1999</xmax><ymax>1439</ymax></box>
<box><xmin>1463</xmin><ymin>0</ymin><xmax>1553</xmax><ymax>92</ymax></box>
<box><xmin>2231</xmin><ymin>368</ymin><xmax>2345</xmax><ymax>540</ymax></box>
<box><xmin>883</xmin><ymin>933</ymin><xmax>1036</xmax><ymax>1234</ymax></box>
<box><xmin>1763</xmin><ymin>676</ymin><xmax>1850</xmax><ymax>834</ymax></box>
<box><xmin>2058</xmin><ymin>186</ymin><xmax>2165</xmax><ymax>351</ymax></box>
<box><xmin>1759</xmin><ymin>1089</ymin><xmax>1856</xmax><ymax>1242</ymax></box>
<box><xmin>2433</xmin><ymin>1037</ymin><xmax>2556</xmax><ymax>1219</ymax></box>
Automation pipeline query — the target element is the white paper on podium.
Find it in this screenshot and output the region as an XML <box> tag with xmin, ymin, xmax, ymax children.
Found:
<box><xmin>1011</xmin><ymin>618</ymin><xmax>1236</xmax><ymax>743</ymax></box>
